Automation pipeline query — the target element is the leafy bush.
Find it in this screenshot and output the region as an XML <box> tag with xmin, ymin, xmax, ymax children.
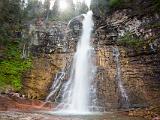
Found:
<box><xmin>0</xmin><ymin>41</ymin><xmax>32</xmax><ymax>91</ymax></box>
<box><xmin>144</xmin><ymin>22</ymin><xmax>160</xmax><ymax>29</ymax></box>
<box><xmin>117</xmin><ymin>32</ymin><xmax>145</xmax><ymax>48</ymax></box>
<box><xmin>153</xmin><ymin>0</ymin><xmax>160</xmax><ymax>12</ymax></box>
<box><xmin>109</xmin><ymin>0</ymin><xmax>122</xmax><ymax>8</ymax></box>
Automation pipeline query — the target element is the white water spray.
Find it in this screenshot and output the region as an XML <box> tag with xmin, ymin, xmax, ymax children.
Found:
<box><xmin>68</xmin><ymin>10</ymin><xmax>94</xmax><ymax>112</ymax></box>
<box><xmin>55</xmin><ymin>10</ymin><xmax>95</xmax><ymax>115</ymax></box>
<box><xmin>46</xmin><ymin>71</ymin><xmax>65</xmax><ymax>102</ymax></box>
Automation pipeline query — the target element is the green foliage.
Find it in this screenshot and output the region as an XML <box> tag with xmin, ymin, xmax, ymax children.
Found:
<box><xmin>0</xmin><ymin>0</ymin><xmax>23</xmax><ymax>45</ymax></box>
<box><xmin>91</xmin><ymin>0</ymin><xmax>123</xmax><ymax>15</ymax></box>
<box><xmin>153</xmin><ymin>0</ymin><xmax>160</xmax><ymax>12</ymax></box>
<box><xmin>0</xmin><ymin>0</ymin><xmax>32</xmax><ymax>91</ymax></box>
<box><xmin>24</xmin><ymin>0</ymin><xmax>45</xmax><ymax>20</ymax></box>
<box><xmin>117</xmin><ymin>32</ymin><xmax>145</xmax><ymax>48</ymax></box>
<box><xmin>91</xmin><ymin>0</ymin><xmax>108</xmax><ymax>16</ymax></box>
<box><xmin>0</xmin><ymin>42</ymin><xmax>32</xmax><ymax>91</ymax></box>
<box><xmin>109</xmin><ymin>0</ymin><xmax>122</xmax><ymax>8</ymax></box>
<box><xmin>0</xmin><ymin>0</ymin><xmax>22</xmax><ymax>24</ymax></box>
<box><xmin>144</xmin><ymin>22</ymin><xmax>160</xmax><ymax>29</ymax></box>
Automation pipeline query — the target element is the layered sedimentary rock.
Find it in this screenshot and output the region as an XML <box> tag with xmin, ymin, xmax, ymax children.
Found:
<box><xmin>94</xmin><ymin>9</ymin><xmax>160</xmax><ymax>109</ymax></box>
<box><xmin>22</xmin><ymin>21</ymin><xmax>73</xmax><ymax>99</ymax></box>
<box><xmin>23</xmin><ymin>53</ymin><xmax>72</xmax><ymax>99</ymax></box>
<box><xmin>23</xmin><ymin>9</ymin><xmax>160</xmax><ymax>112</ymax></box>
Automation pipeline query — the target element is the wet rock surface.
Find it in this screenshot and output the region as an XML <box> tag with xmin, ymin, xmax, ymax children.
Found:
<box><xmin>23</xmin><ymin>53</ymin><xmax>72</xmax><ymax>100</ymax></box>
<box><xmin>0</xmin><ymin>111</ymin><xmax>146</xmax><ymax>120</ymax></box>
<box><xmin>0</xmin><ymin>95</ymin><xmax>54</xmax><ymax>111</ymax></box>
<box><xmin>93</xmin><ymin>9</ymin><xmax>160</xmax><ymax>110</ymax></box>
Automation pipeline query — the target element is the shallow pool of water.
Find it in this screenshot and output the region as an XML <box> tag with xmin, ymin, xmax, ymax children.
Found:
<box><xmin>0</xmin><ymin>111</ymin><xmax>146</xmax><ymax>120</ymax></box>
<box><xmin>43</xmin><ymin>110</ymin><xmax>146</xmax><ymax>120</ymax></box>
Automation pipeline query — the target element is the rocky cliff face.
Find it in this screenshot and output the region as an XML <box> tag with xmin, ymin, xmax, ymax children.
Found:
<box><xmin>94</xmin><ymin>9</ymin><xmax>160</xmax><ymax>109</ymax></box>
<box><xmin>22</xmin><ymin>21</ymin><xmax>73</xmax><ymax>99</ymax></box>
<box><xmin>22</xmin><ymin>6</ymin><xmax>160</xmax><ymax>113</ymax></box>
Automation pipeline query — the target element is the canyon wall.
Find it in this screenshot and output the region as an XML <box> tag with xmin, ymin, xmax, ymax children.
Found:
<box><xmin>22</xmin><ymin>9</ymin><xmax>160</xmax><ymax>111</ymax></box>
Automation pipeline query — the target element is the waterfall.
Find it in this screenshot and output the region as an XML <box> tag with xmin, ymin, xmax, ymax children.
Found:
<box><xmin>112</xmin><ymin>47</ymin><xmax>130</xmax><ymax>108</ymax></box>
<box><xmin>54</xmin><ymin>10</ymin><xmax>95</xmax><ymax>115</ymax></box>
<box><xmin>45</xmin><ymin>70</ymin><xmax>65</xmax><ymax>102</ymax></box>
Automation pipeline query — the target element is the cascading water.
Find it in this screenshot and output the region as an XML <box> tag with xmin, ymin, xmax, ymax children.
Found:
<box><xmin>54</xmin><ymin>10</ymin><xmax>96</xmax><ymax>115</ymax></box>
<box><xmin>46</xmin><ymin>70</ymin><xmax>65</xmax><ymax>102</ymax></box>
<box><xmin>112</xmin><ymin>46</ymin><xmax>130</xmax><ymax>108</ymax></box>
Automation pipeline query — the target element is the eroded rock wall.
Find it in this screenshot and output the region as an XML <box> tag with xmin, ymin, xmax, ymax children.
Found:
<box><xmin>23</xmin><ymin>53</ymin><xmax>72</xmax><ymax>99</ymax></box>
<box><xmin>22</xmin><ymin>21</ymin><xmax>73</xmax><ymax>99</ymax></box>
<box><xmin>22</xmin><ymin>9</ymin><xmax>160</xmax><ymax>111</ymax></box>
<box><xmin>94</xmin><ymin>9</ymin><xmax>160</xmax><ymax>109</ymax></box>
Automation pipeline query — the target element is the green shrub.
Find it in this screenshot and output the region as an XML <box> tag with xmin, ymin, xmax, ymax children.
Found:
<box><xmin>153</xmin><ymin>0</ymin><xmax>160</xmax><ymax>11</ymax></box>
<box><xmin>0</xmin><ymin>41</ymin><xmax>32</xmax><ymax>91</ymax></box>
<box><xmin>109</xmin><ymin>0</ymin><xmax>122</xmax><ymax>8</ymax></box>
<box><xmin>144</xmin><ymin>23</ymin><xmax>160</xmax><ymax>29</ymax></box>
<box><xmin>117</xmin><ymin>32</ymin><xmax>145</xmax><ymax>48</ymax></box>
